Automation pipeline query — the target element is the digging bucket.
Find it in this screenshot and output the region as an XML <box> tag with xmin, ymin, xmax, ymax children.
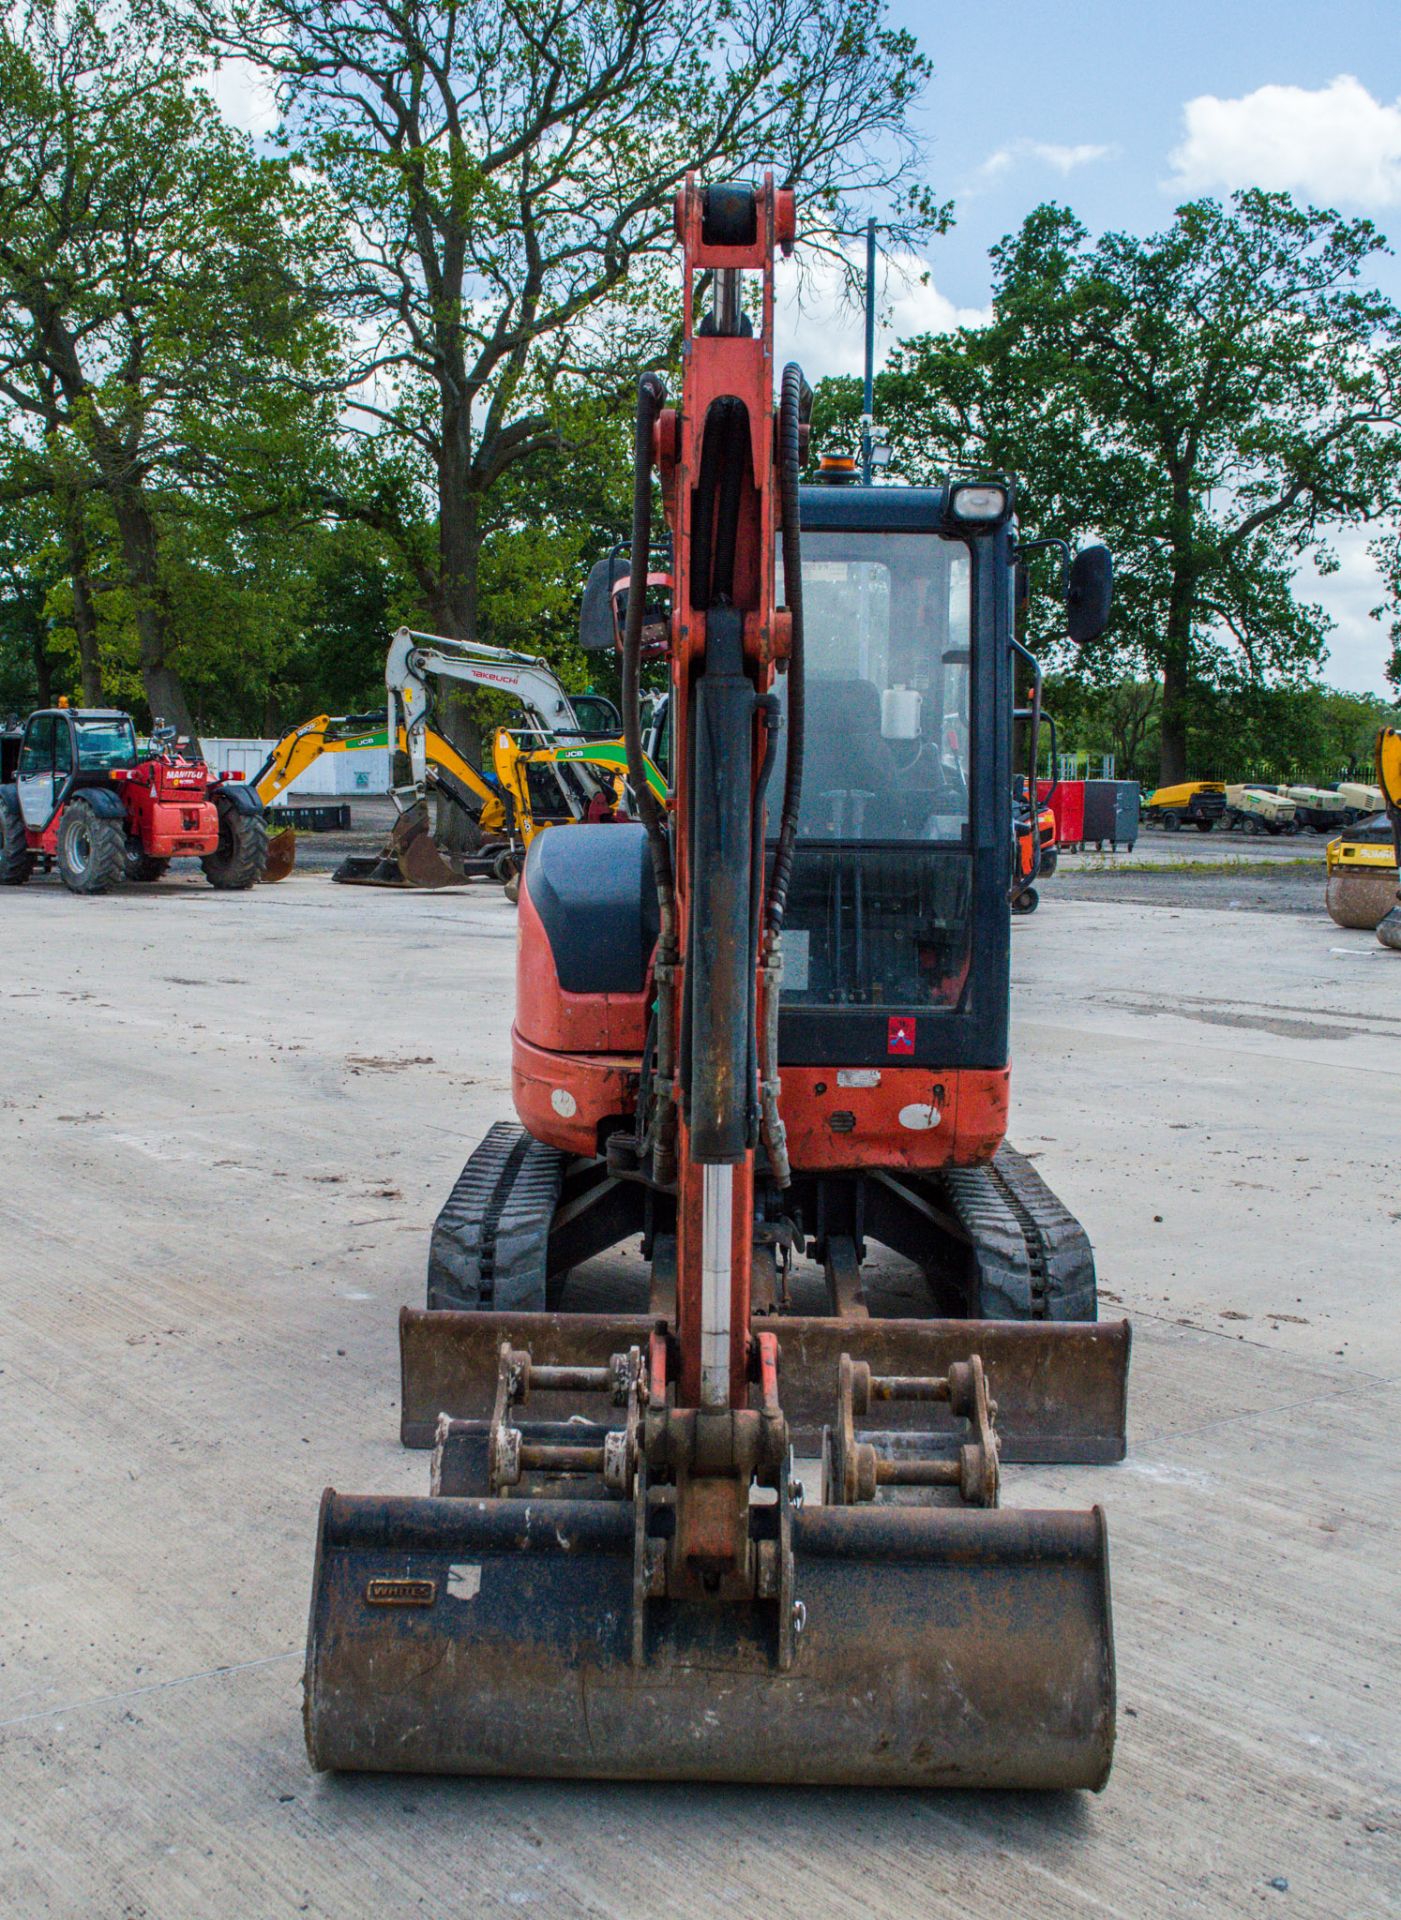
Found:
<box><xmin>304</xmin><ymin>1488</ymin><xmax>1114</xmax><ymax>1788</ymax></box>
<box><xmin>263</xmin><ymin>827</ymin><xmax>297</xmax><ymax>883</ymax></box>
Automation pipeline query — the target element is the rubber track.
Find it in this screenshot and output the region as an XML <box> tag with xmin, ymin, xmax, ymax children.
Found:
<box><xmin>427</xmin><ymin>1121</ymin><xmax>565</xmax><ymax>1311</ymax></box>
<box><xmin>940</xmin><ymin>1143</ymin><xmax>1097</xmax><ymax>1321</ymax></box>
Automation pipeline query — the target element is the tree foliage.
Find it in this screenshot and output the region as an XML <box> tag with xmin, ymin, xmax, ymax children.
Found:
<box><xmin>1042</xmin><ymin>673</ymin><xmax>1397</xmax><ymax>787</ymax></box>
<box><xmin>824</xmin><ymin>193</ymin><xmax>1401</xmax><ymax>781</ymax></box>
<box><xmin>0</xmin><ymin>0</ymin><xmax>335</xmax><ymax>740</ymax></box>
<box><xmin>195</xmin><ymin>0</ymin><xmax>943</xmax><ymax>651</ymax></box>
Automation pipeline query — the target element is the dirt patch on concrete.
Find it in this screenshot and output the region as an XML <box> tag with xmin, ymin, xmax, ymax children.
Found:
<box><xmin>1051</xmin><ymin>861</ymin><xmax>1323</xmax><ymax>914</ymax></box>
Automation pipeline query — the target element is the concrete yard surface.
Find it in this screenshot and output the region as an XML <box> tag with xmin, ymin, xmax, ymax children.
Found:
<box><xmin>0</xmin><ymin>871</ymin><xmax>1397</xmax><ymax>1919</ymax></box>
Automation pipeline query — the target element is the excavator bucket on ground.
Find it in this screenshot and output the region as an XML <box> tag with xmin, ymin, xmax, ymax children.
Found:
<box><xmin>306</xmin><ymin>1494</ymin><xmax>1113</xmax><ymax>1786</ymax></box>
<box><xmin>263</xmin><ymin>827</ymin><xmax>297</xmax><ymax>883</ymax></box>
<box><xmin>306</xmin><ymin>1322</ymin><xmax>1118</xmax><ymax>1786</ymax></box>
<box><xmin>331</xmin><ymin>800</ymin><xmax>510</xmax><ymax>888</ymax></box>
<box><xmin>389</xmin><ymin>800</ymin><xmax>466</xmax><ymax>888</ymax></box>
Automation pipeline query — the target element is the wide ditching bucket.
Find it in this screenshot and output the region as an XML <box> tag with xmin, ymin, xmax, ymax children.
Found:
<box><xmin>304</xmin><ymin>1317</ymin><xmax>1124</xmax><ymax>1788</ymax></box>
<box><xmin>305</xmin><ymin>1492</ymin><xmax>1113</xmax><ymax>1787</ymax></box>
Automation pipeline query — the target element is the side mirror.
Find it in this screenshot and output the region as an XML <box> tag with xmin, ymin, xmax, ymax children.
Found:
<box><xmin>1067</xmin><ymin>544</ymin><xmax>1113</xmax><ymax>644</ymax></box>
<box><xmin>579</xmin><ymin>553</ymin><xmax>626</xmax><ymax>653</ymax></box>
<box><xmin>579</xmin><ymin>551</ymin><xmax>672</xmax><ymax>659</ymax></box>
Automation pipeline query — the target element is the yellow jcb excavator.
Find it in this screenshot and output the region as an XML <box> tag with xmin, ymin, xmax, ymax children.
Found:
<box><xmin>251</xmin><ymin>712</ymin><xmax>508</xmax><ymax>882</ymax></box>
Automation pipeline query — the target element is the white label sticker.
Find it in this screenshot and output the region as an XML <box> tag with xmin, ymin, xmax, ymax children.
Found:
<box><xmin>448</xmin><ymin>1563</ymin><xmax>482</xmax><ymax>1601</ymax></box>
<box><xmin>550</xmin><ymin>1087</ymin><xmax>578</xmax><ymax>1118</ymax></box>
<box><xmin>782</xmin><ymin>929</ymin><xmax>810</xmax><ymax>992</ymax></box>
<box><xmin>897</xmin><ymin>1102</ymin><xmax>942</xmax><ymax>1131</ymax></box>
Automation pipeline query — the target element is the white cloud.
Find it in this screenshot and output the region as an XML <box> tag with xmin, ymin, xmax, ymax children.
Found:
<box><xmin>775</xmin><ymin>243</ymin><xmax>990</xmax><ymax>386</ymax></box>
<box><xmin>977</xmin><ymin>139</ymin><xmax>1113</xmax><ymax>182</ymax></box>
<box><xmin>201</xmin><ymin>58</ymin><xmax>281</xmax><ymax>138</ymax></box>
<box><xmin>1300</xmin><ymin>526</ymin><xmax>1396</xmax><ymax>697</ymax></box>
<box><xmin>1168</xmin><ymin>75</ymin><xmax>1401</xmax><ymax>208</ymax></box>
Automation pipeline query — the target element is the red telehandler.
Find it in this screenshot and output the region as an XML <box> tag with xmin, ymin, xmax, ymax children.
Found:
<box><xmin>304</xmin><ymin>176</ymin><xmax>1127</xmax><ymax>1789</ymax></box>
<box><xmin>0</xmin><ymin>707</ymin><xmax>267</xmax><ymax>893</ymax></box>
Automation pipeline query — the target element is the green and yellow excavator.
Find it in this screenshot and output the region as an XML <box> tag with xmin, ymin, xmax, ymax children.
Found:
<box><xmin>252</xmin><ymin>712</ymin><xmax>499</xmax><ymax>882</ymax></box>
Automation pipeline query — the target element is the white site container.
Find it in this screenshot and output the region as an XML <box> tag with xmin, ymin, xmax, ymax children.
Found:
<box><xmin>199</xmin><ymin>737</ymin><xmax>391</xmax><ymax>798</ymax></box>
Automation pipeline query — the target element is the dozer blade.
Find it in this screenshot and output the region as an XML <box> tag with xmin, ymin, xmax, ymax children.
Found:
<box><xmin>304</xmin><ymin>1491</ymin><xmax>1114</xmax><ymax>1787</ymax></box>
<box><xmin>399</xmin><ymin>1308</ymin><xmax>1130</xmax><ymax>1461</ymax></box>
<box><xmin>263</xmin><ymin>827</ymin><xmax>297</xmax><ymax>883</ymax></box>
<box><xmin>391</xmin><ymin>802</ymin><xmax>466</xmax><ymax>890</ymax></box>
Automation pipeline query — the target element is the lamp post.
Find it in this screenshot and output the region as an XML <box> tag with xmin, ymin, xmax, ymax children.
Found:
<box><xmin>860</xmin><ymin>217</ymin><xmax>877</xmax><ymax>484</ymax></box>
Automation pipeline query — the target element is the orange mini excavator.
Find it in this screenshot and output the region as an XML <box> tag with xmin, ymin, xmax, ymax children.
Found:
<box><xmin>304</xmin><ymin>175</ymin><xmax>1128</xmax><ymax>1788</ymax></box>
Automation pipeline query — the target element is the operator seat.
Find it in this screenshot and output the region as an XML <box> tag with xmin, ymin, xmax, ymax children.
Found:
<box><xmin>799</xmin><ymin>676</ymin><xmax>901</xmax><ymax>837</ymax></box>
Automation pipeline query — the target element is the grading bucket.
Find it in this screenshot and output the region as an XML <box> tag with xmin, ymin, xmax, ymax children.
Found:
<box><xmin>305</xmin><ymin>1489</ymin><xmax>1114</xmax><ymax>1787</ymax></box>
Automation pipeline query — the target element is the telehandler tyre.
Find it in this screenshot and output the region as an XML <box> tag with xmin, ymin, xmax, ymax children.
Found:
<box><xmin>125</xmin><ymin>846</ymin><xmax>170</xmax><ymax>882</ymax></box>
<box><xmin>0</xmin><ymin>788</ymin><xmax>33</xmax><ymax>885</ymax></box>
<box><xmin>57</xmin><ymin>799</ymin><xmax>125</xmax><ymax>894</ymax></box>
<box><xmin>202</xmin><ymin>799</ymin><xmax>269</xmax><ymax>889</ymax></box>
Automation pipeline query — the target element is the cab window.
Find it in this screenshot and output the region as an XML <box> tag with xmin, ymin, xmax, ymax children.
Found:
<box><xmin>572</xmin><ymin>694</ymin><xmax>622</xmax><ymax>735</ymax></box>
<box><xmin>74</xmin><ymin>717</ymin><xmax>138</xmax><ymax>770</ymax></box>
<box><xmin>18</xmin><ymin>714</ymin><xmax>55</xmax><ymax>777</ymax></box>
<box><xmin>771</xmin><ymin>529</ymin><xmax>975</xmax><ymax>1012</ymax></box>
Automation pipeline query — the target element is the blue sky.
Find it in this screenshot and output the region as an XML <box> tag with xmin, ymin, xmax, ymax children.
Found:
<box><xmin>898</xmin><ymin>0</ymin><xmax>1401</xmax><ymax>311</ymax></box>
<box><xmin>779</xmin><ymin>0</ymin><xmax>1401</xmax><ymax>693</ymax></box>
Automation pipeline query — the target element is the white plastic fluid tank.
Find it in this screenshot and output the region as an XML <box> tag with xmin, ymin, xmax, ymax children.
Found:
<box><xmin>882</xmin><ymin>685</ymin><xmax>922</xmax><ymax>740</ymax></box>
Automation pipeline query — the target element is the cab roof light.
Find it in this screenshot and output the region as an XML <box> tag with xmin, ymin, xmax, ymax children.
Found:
<box><xmin>948</xmin><ymin>481</ymin><xmax>1012</xmax><ymax>526</ymax></box>
<box><xmin>815</xmin><ymin>452</ymin><xmax>859</xmax><ymax>485</ymax></box>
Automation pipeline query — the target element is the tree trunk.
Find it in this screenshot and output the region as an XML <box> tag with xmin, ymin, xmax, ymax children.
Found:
<box><xmin>1158</xmin><ymin>657</ymin><xmax>1189</xmax><ymax>785</ymax></box>
<box><xmin>436</xmin><ymin>407</ymin><xmax>478</xmax><ymax>640</ymax></box>
<box><xmin>109</xmin><ymin>485</ymin><xmax>201</xmax><ymax>753</ymax></box>
<box><xmin>65</xmin><ymin>501</ymin><xmax>103</xmax><ymax>706</ymax></box>
<box><xmin>1158</xmin><ymin>565</ymin><xmax>1193</xmax><ymax>785</ymax></box>
<box><xmin>26</xmin><ymin>595</ymin><xmax>53</xmax><ymax>707</ymax></box>
<box><xmin>433</xmin><ymin>456</ymin><xmax>484</xmax><ymax>850</ymax></box>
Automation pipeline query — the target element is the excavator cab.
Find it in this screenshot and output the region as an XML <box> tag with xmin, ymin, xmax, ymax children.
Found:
<box><xmin>769</xmin><ymin>499</ymin><xmax>990</xmax><ymax>1033</ymax></box>
<box><xmin>305</xmin><ymin>175</ymin><xmax>1127</xmax><ymax>1791</ymax></box>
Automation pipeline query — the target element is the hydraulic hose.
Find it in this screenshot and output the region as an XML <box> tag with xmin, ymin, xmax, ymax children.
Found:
<box><xmin>758</xmin><ymin>362</ymin><xmax>808</xmax><ymax>1185</ymax></box>
<box><xmin>747</xmin><ymin>696</ymin><xmax>780</xmax><ymax>1141</ymax></box>
<box><xmin>622</xmin><ymin>370</ymin><xmax>678</xmax><ymax>1183</ymax></box>
<box><xmin>766</xmin><ymin>362</ymin><xmax>809</xmax><ymax>934</ymax></box>
<box><xmin>624</xmin><ymin>371</ymin><xmax>674</xmax><ymax>922</ymax></box>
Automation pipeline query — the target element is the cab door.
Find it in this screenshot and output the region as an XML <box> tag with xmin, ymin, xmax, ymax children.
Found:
<box><xmin>16</xmin><ymin>714</ymin><xmax>59</xmax><ymax>829</ymax></box>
